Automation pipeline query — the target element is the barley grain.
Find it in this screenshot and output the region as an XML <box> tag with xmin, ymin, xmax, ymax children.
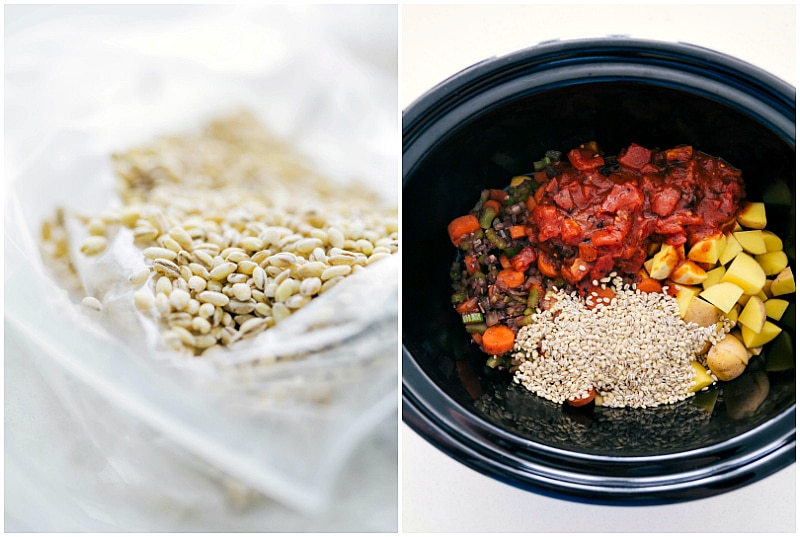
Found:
<box><xmin>82</xmin><ymin>296</ymin><xmax>103</xmax><ymax>311</ymax></box>
<box><xmin>80</xmin><ymin>236</ymin><xmax>108</xmax><ymax>256</ymax></box>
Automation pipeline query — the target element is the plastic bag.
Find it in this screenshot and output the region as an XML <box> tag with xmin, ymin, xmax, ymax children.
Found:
<box><xmin>5</xmin><ymin>4</ymin><xmax>398</xmax><ymax>530</ymax></box>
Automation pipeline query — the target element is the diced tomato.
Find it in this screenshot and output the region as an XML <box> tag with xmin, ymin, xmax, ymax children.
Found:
<box><xmin>591</xmin><ymin>227</ymin><xmax>623</xmax><ymax>247</ymax></box>
<box><xmin>567</xmin><ymin>148</ymin><xmax>604</xmax><ymax>171</ymax></box>
<box><xmin>601</xmin><ymin>183</ymin><xmax>645</xmax><ymax>213</ymax></box>
<box><xmin>511</xmin><ymin>246</ymin><xmax>537</xmax><ymax>272</ymax></box>
<box><xmin>618</xmin><ymin>143</ymin><xmax>652</xmax><ymax>170</ymax></box>
<box><xmin>578</xmin><ymin>243</ymin><xmax>598</xmax><ymax>263</ymax></box>
<box><xmin>489</xmin><ymin>189</ymin><xmax>508</xmax><ymax>203</ymax></box>
<box><xmin>562</xmin><ymin>258</ymin><xmax>592</xmax><ymax>283</ymax></box>
<box><xmin>650</xmin><ymin>187</ymin><xmax>682</xmax><ymax>217</ymax></box>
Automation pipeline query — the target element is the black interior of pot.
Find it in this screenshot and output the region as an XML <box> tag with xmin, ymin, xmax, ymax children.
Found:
<box><xmin>403</xmin><ymin>81</ymin><xmax>796</xmax><ymax>457</ymax></box>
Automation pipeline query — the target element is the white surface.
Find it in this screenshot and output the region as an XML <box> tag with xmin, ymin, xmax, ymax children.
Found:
<box><xmin>401</xmin><ymin>4</ymin><xmax>796</xmax><ymax>533</ymax></box>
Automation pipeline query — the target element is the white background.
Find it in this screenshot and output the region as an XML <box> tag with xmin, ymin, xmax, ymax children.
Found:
<box><xmin>401</xmin><ymin>4</ymin><xmax>796</xmax><ymax>533</ymax></box>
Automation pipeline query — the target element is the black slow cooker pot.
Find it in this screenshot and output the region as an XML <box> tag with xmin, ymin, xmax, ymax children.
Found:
<box><xmin>402</xmin><ymin>38</ymin><xmax>795</xmax><ymax>504</ymax></box>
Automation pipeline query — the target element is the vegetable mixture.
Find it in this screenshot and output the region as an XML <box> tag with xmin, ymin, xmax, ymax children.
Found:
<box><xmin>449</xmin><ymin>142</ymin><xmax>794</xmax><ymax>408</ymax></box>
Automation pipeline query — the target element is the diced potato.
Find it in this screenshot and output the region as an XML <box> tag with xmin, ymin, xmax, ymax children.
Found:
<box><xmin>762</xmin><ymin>279</ymin><xmax>773</xmax><ymax>299</ymax></box>
<box><xmin>643</xmin><ymin>257</ymin><xmax>654</xmax><ymax>275</ymax></box>
<box><xmin>719</xmin><ymin>232</ymin><xmax>743</xmax><ymax>265</ymax></box>
<box><xmin>649</xmin><ymin>243</ymin><xmax>680</xmax><ymax>280</ymax></box>
<box><xmin>670</xmin><ymin>282</ymin><xmax>700</xmax><ymax>318</ymax></box>
<box><xmin>733</xmin><ymin>230</ymin><xmax>767</xmax><ymax>255</ymax></box>
<box><xmin>720</xmin><ymin>252</ymin><xmax>766</xmax><ymax>296</ymax></box>
<box><xmin>724</xmin><ymin>304</ymin><xmax>740</xmax><ymax>323</ymax></box>
<box><xmin>702</xmin><ymin>265</ymin><xmax>726</xmax><ymax>290</ymax></box>
<box><xmin>764</xmin><ymin>298</ymin><xmax>789</xmax><ymax>320</ymax></box>
<box><xmin>770</xmin><ymin>266</ymin><xmax>796</xmax><ymax>296</ymax></box>
<box><xmin>761</xmin><ymin>230</ymin><xmax>783</xmax><ymax>252</ymax></box>
<box><xmin>670</xmin><ymin>260</ymin><xmax>708</xmax><ymax>285</ymax></box>
<box><xmin>707</xmin><ymin>333</ymin><xmax>749</xmax><ymax>381</ymax></box>
<box><xmin>687</xmin><ymin>233</ymin><xmax>726</xmax><ymax>264</ymax></box>
<box><xmin>689</xmin><ymin>360</ymin><xmax>714</xmax><ymax>392</ymax></box>
<box><xmin>736</xmin><ymin>201</ymin><xmax>767</xmax><ymax>229</ymax></box>
<box><xmin>699</xmin><ymin>282</ymin><xmax>745</xmax><ymax>314</ymax></box>
<box><xmin>740</xmin><ymin>321</ymin><xmax>782</xmax><ymax>348</ymax></box>
<box><xmin>755</xmin><ymin>250</ymin><xmax>789</xmax><ymax>276</ymax></box>
<box><xmin>738</xmin><ymin>295</ymin><xmax>767</xmax><ymax>333</ymax></box>
<box><xmin>683</xmin><ymin>296</ymin><xmax>721</xmax><ymax>326</ymax></box>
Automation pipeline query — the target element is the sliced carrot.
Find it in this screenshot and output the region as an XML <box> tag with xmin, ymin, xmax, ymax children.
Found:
<box><xmin>496</xmin><ymin>268</ymin><xmax>525</xmax><ymax>289</ymax></box>
<box><xmin>448</xmin><ymin>215</ymin><xmax>481</xmax><ymax>246</ymax></box>
<box><xmin>636</xmin><ymin>277</ymin><xmax>665</xmax><ymax>294</ymax></box>
<box><xmin>566</xmin><ymin>388</ymin><xmax>596</xmax><ymax>407</ymax></box>
<box><xmin>509</xmin><ymin>225</ymin><xmax>528</xmax><ymax>240</ymax></box>
<box><xmin>533</xmin><ymin>170</ymin><xmax>548</xmax><ymax>183</ymax></box>
<box><xmin>498</xmin><ymin>253</ymin><xmax>511</xmax><ymax>270</ymax></box>
<box><xmin>464</xmin><ymin>254</ymin><xmax>479</xmax><ymax>276</ymax></box>
<box><xmin>481</xmin><ymin>325</ymin><xmax>515</xmax><ymax>355</ymax></box>
<box><xmin>525</xmin><ymin>194</ymin><xmax>537</xmax><ymax>213</ymax></box>
<box><xmin>471</xmin><ymin>333</ymin><xmax>482</xmax><ymax>346</ymax></box>
<box><xmin>537</xmin><ymin>253</ymin><xmax>561</xmax><ymax>278</ymax></box>
<box><xmin>455</xmin><ymin>296</ymin><xmax>479</xmax><ymax>314</ymax></box>
<box><xmin>482</xmin><ymin>199</ymin><xmax>502</xmax><ymax>215</ymax></box>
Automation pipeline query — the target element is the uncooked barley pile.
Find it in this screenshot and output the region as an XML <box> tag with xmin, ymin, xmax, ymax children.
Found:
<box><xmin>40</xmin><ymin>111</ymin><xmax>398</xmax><ymax>357</ymax></box>
<box><xmin>512</xmin><ymin>277</ymin><xmax>731</xmax><ymax>409</ymax></box>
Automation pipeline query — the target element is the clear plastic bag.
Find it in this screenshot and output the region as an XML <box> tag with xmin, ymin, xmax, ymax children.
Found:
<box><xmin>5</xmin><ymin>5</ymin><xmax>398</xmax><ymax>531</ymax></box>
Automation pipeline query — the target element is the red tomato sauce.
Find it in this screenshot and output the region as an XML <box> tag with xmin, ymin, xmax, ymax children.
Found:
<box><xmin>529</xmin><ymin>143</ymin><xmax>745</xmax><ymax>285</ymax></box>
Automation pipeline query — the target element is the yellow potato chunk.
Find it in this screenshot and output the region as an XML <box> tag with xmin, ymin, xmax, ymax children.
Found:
<box><xmin>719</xmin><ymin>232</ymin><xmax>743</xmax><ymax>265</ymax></box>
<box><xmin>707</xmin><ymin>333</ymin><xmax>749</xmax><ymax>381</ymax></box>
<box><xmin>687</xmin><ymin>233</ymin><xmax>726</xmax><ymax>264</ymax></box>
<box><xmin>755</xmin><ymin>250</ymin><xmax>789</xmax><ymax>276</ymax></box>
<box><xmin>764</xmin><ymin>298</ymin><xmax>789</xmax><ymax>320</ymax></box>
<box><xmin>702</xmin><ymin>265</ymin><xmax>726</xmax><ymax>290</ymax></box>
<box><xmin>740</xmin><ymin>321</ymin><xmax>782</xmax><ymax>348</ymax></box>
<box><xmin>643</xmin><ymin>257</ymin><xmax>653</xmax><ymax>275</ymax></box>
<box><xmin>770</xmin><ymin>266</ymin><xmax>796</xmax><ymax>296</ymax></box>
<box><xmin>761</xmin><ymin>230</ymin><xmax>783</xmax><ymax>252</ymax></box>
<box><xmin>670</xmin><ymin>282</ymin><xmax>701</xmax><ymax>318</ymax></box>
<box><xmin>720</xmin><ymin>252</ymin><xmax>767</xmax><ymax>296</ymax></box>
<box><xmin>738</xmin><ymin>295</ymin><xmax>767</xmax><ymax>333</ymax></box>
<box><xmin>733</xmin><ymin>230</ymin><xmax>767</xmax><ymax>255</ymax></box>
<box><xmin>689</xmin><ymin>360</ymin><xmax>714</xmax><ymax>392</ymax></box>
<box><xmin>724</xmin><ymin>304</ymin><xmax>740</xmax><ymax>323</ymax></box>
<box><xmin>737</xmin><ymin>201</ymin><xmax>767</xmax><ymax>229</ymax></box>
<box><xmin>699</xmin><ymin>282</ymin><xmax>744</xmax><ymax>314</ymax></box>
<box><xmin>683</xmin><ymin>296</ymin><xmax>721</xmax><ymax>326</ymax></box>
<box><xmin>670</xmin><ymin>260</ymin><xmax>708</xmax><ymax>285</ymax></box>
<box><xmin>649</xmin><ymin>243</ymin><xmax>680</xmax><ymax>280</ymax></box>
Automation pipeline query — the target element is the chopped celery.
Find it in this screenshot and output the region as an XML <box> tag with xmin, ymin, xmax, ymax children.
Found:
<box><xmin>451</xmin><ymin>292</ymin><xmax>467</xmax><ymax>304</ymax></box>
<box><xmin>462</xmin><ymin>312</ymin><xmax>484</xmax><ymax>324</ymax></box>
<box><xmin>485</xmin><ymin>228</ymin><xmax>508</xmax><ymax>249</ymax></box>
<box><xmin>527</xmin><ymin>286</ymin><xmax>541</xmax><ymax>308</ymax></box>
<box><xmin>465</xmin><ymin>322</ymin><xmax>487</xmax><ymax>334</ymax></box>
<box><xmin>479</xmin><ymin>207</ymin><xmax>497</xmax><ymax>229</ymax></box>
